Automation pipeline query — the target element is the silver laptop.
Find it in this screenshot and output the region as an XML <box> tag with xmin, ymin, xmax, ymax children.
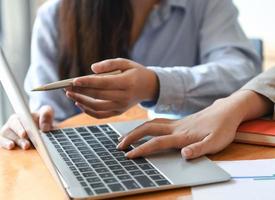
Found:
<box><xmin>0</xmin><ymin>48</ymin><xmax>230</xmax><ymax>199</ymax></box>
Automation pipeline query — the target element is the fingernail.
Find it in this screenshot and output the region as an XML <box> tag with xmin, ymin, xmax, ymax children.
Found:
<box><xmin>66</xmin><ymin>91</ymin><xmax>71</xmax><ymax>97</ymax></box>
<box><xmin>7</xmin><ymin>141</ymin><xmax>15</xmax><ymax>150</ymax></box>
<box><xmin>125</xmin><ymin>152</ymin><xmax>130</xmax><ymax>158</ymax></box>
<box><xmin>73</xmin><ymin>80</ymin><xmax>81</xmax><ymax>86</ymax></box>
<box><xmin>125</xmin><ymin>151</ymin><xmax>134</xmax><ymax>158</ymax></box>
<box><xmin>22</xmin><ymin>141</ymin><xmax>30</xmax><ymax>150</ymax></box>
<box><xmin>116</xmin><ymin>142</ymin><xmax>123</xmax><ymax>150</ymax></box>
<box><xmin>182</xmin><ymin>148</ymin><xmax>192</xmax><ymax>157</ymax></box>
<box><xmin>118</xmin><ymin>136</ymin><xmax>124</xmax><ymax>142</ymax></box>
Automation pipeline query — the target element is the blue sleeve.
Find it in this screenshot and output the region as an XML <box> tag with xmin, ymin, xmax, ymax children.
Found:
<box><xmin>141</xmin><ymin>0</ymin><xmax>261</xmax><ymax>117</ymax></box>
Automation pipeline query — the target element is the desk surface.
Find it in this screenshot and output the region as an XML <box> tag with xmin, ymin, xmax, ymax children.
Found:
<box><xmin>1</xmin><ymin>106</ymin><xmax>275</xmax><ymax>200</ymax></box>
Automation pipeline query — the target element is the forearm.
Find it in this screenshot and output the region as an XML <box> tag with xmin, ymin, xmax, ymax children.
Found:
<box><xmin>145</xmin><ymin>49</ymin><xmax>258</xmax><ymax>115</ymax></box>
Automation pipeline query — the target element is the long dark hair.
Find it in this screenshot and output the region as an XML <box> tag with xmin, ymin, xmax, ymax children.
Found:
<box><xmin>58</xmin><ymin>0</ymin><xmax>133</xmax><ymax>79</ymax></box>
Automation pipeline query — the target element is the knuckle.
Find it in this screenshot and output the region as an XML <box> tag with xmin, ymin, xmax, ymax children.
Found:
<box><xmin>115</xmin><ymin>57</ymin><xmax>125</xmax><ymax>62</ymax></box>
<box><xmin>152</xmin><ymin>137</ymin><xmax>163</xmax><ymax>147</ymax></box>
<box><xmin>106</xmin><ymin>59</ymin><xmax>116</xmax><ymax>66</ymax></box>
<box><xmin>142</xmin><ymin>121</ymin><xmax>152</xmax><ymax>129</ymax></box>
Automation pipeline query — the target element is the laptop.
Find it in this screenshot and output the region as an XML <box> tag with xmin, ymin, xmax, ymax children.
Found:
<box><xmin>0</xmin><ymin>48</ymin><xmax>230</xmax><ymax>199</ymax></box>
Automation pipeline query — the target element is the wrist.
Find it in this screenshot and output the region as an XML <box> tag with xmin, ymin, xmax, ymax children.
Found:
<box><xmin>216</xmin><ymin>90</ymin><xmax>273</xmax><ymax>123</ymax></box>
<box><xmin>212</xmin><ymin>95</ymin><xmax>248</xmax><ymax>125</ymax></box>
<box><xmin>144</xmin><ymin>69</ymin><xmax>160</xmax><ymax>102</ymax></box>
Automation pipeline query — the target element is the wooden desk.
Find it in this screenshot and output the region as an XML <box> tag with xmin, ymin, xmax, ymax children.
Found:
<box><xmin>1</xmin><ymin>106</ymin><xmax>275</xmax><ymax>200</ymax></box>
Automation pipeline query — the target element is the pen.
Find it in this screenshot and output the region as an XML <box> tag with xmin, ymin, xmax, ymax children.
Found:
<box><xmin>31</xmin><ymin>70</ymin><xmax>121</xmax><ymax>91</ymax></box>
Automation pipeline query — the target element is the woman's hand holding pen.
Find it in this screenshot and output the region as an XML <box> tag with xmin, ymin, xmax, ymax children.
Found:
<box><xmin>0</xmin><ymin>105</ymin><xmax>54</xmax><ymax>150</ymax></box>
<box><xmin>65</xmin><ymin>58</ymin><xmax>159</xmax><ymax>119</ymax></box>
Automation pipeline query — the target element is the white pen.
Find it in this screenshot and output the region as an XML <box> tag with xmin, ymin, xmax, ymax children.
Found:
<box><xmin>31</xmin><ymin>70</ymin><xmax>121</xmax><ymax>91</ymax></box>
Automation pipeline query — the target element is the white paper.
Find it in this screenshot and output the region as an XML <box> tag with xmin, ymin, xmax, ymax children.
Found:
<box><xmin>192</xmin><ymin>159</ymin><xmax>275</xmax><ymax>200</ymax></box>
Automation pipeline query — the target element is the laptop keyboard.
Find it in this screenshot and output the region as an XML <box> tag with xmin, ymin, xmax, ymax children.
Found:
<box><xmin>45</xmin><ymin>124</ymin><xmax>171</xmax><ymax>196</ymax></box>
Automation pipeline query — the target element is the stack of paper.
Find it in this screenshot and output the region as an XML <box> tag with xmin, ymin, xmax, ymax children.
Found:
<box><xmin>192</xmin><ymin>159</ymin><xmax>275</xmax><ymax>200</ymax></box>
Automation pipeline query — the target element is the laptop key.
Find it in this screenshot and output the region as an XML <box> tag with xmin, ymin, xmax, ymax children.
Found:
<box><xmin>119</xmin><ymin>160</ymin><xmax>135</xmax><ymax>166</ymax></box>
<box><xmin>134</xmin><ymin>175</ymin><xmax>155</xmax><ymax>188</ymax></box>
<box><xmin>116</xmin><ymin>156</ymin><xmax>128</xmax><ymax>162</ymax></box>
<box><xmin>129</xmin><ymin>170</ymin><xmax>143</xmax><ymax>176</ymax></box>
<box><xmin>139</xmin><ymin>163</ymin><xmax>154</xmax><ymax>170</ymax></box>
<box><xmin>117</xmin><ymin>174</ymin><xmax>131</xmax><ymax>181</ymax></box>
<box><xmin>72</xmin><ymin>171</ymin><xmax>80</xmax><ymax>176</ymax></box>
<box><xmin>82</xmin><ymin>172</ymin><xmax>97</xmax><ymax>178</ymax></box>
<box><xmin>87</xmin><ymin>159</ymin><xmax>101</xmax><ymax>164</ymax></box>
<box><xmin>76</xmin><ymin>176</ymin><xmax>84</xmax><ymax>182</ymax></box>
<box><xmin>99</xmin><ymin>172</ymin><xmax>113</xmax><ymax>179</ymax></box>
<box><xmin>100</xmin><ymin>155</ymin><xmax>114</xmax><ymax>161</ymax></box>
<box><xmin>94</xmin><ymin>188</ymin><xmax>109</xmax><ymax>194</ymax></box>
<box><xmin>122</xmin><ymin>180</ymin><xmax>140</xmax><ymax>190</ymax></box>
<box><xmin>71</xmin><ymin>158</ymin><xmax>86</xmax><ymax>163</ymax></box>
<box><xmin>75</xmin><ymin>127</ymin><xmax>87</xmax><ymax>132</ymax></box>
<box><xmin>150</xmin><ymin>174</ymin><xmax>166</xmax><ymax>181</ymax></box>
<box><xmin>95</xmin><ymin>168</ymin><xmax>110</xmax><ymax>174</ymax></box>
<box><xmin>97</xmin><ymin>152</ymin><xmax>110</xmax><ymax>157</ymax></box>
<box><xmin>84</xmin><ymin>187</ymin><xmax>94</xmax><ymax>195</ymax></box>
<box><xmin>113</xmin><ymin>169</ymin><xmax>127</xmax><ymax>175</ymax></box>
<box><xmin>104</xmin><ymin>160</ymin><xmax>118</xmax><ymax>165</ymax></box>
<box><xmin>91</xmin><ymin>163</ymin><xmax>105</xmax><ymax>169</ymax></box>
<box><xmin>103</xmin><ymin>178</ymin><xmax>118</xmax><ymax>184</ymax></box>
<box><xmin>84</xmin><ymin>154</ymin><xmax>98</xmax><ymax>160</ymax></box>
<box><xmin>86</xmin><ymin>177</ymin><xmax>101</xmax><ymax>183</ymax></box>
<box><xmin>144</xmin><ymin>169</ymin><xmax>159</xmax><ymax>176</ymax></box>
<box><xmin>90</xmin><ymin>182</ymin><xmax>105</xmax><ymax>189</ymax></box>
<box><xmin>124</xmin><ymin>165</ymin><xmax>139</xmax><ymax>171</ymax></box>
<box><xmin>108</xmin><ymin>183</ymin><xmax>125</xmax><ymax>192</ymax></box>
<box><xmin>80</xmin><ymin>181</ymin><xmax>88</xmax><ymax>187</ymax></box>
<box><xmin>87</xmin><ymin>126</ymin><xmax>101</xmax><ymax>133</ymax></box>
<box><xmin>75</xmin><ymin>163</ymin><xmax>89</xmax><ymax>168</ymax></box>
<box><xmin>93</xmin><ymin>147</ymin><xmax>106</xmax><ymax>152</ymax></box>
<box><xmin>133</xmin><ymin>158</ymin><xmax>148</xmax><ymax>164</ymax></box>
<box><xmin>108</xmin><ymin>165</ymin><xmax>123</xmax><ymax>171</ymax></box>
<box><xmin>155</xmin><ymin>179</ymin><xmax>171</xmax><ymax>186</ymax></box>
<box><xmin>79</xmin><ymin>167</ymin><xmax>93</xmax><ymax>173</ymax></box>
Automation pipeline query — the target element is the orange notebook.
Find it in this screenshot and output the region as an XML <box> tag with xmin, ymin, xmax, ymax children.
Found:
<box><xmin>235</xmin><ymin>119</ymin><xmax>275</xmax><ymax>146</ymax></box>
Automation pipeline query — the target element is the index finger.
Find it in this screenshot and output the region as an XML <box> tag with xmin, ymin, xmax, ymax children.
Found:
<box><xmin>117</xmin><ymin>122</ymin><xmax>172</xmax><ymax>150</ymax></box>
<box><xmin>73</xmin><ymin>74</ymin><xmax>126</xmax><ymax>90</ymax></box>
<box><xmin>125</xmin><ymin>135</ymin><xmax>177</xmax><ymax>158</ymax></box>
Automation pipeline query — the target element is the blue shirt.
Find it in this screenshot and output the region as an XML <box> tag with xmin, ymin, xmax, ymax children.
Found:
<box><xmin>24</xmin><ymin>0</ymin><xmax>261</xmax><ymax>121</ymax></box>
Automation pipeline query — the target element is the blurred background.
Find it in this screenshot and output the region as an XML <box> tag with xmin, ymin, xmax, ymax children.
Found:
<box><xmin>0</xmin><ymin>0</ymin><xmax>275</xmax><ymax>125</ymax></box>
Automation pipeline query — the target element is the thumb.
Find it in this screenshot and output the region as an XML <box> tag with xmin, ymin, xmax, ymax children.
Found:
<box><xmin>91</xmin><ymin>58</ymin><xmax>133</xmax><ymax>74</ymax></box>
<box><xmin>181</xmin><ymin>139</ymin><xmax>212</xmax><ymax>160</ymax></box>
<box><xmin>38</xmin><ymin>105</ymin><xmax>54</xmax><ymax>132</ymax></box>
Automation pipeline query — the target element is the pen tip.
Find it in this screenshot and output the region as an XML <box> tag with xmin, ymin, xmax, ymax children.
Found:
<box><xmin>31</xmin><ymin>86</ymin><xmax>44</xmax><ymax>91</ymax></box>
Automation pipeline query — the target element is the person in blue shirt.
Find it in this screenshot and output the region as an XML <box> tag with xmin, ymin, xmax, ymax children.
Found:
<box><xmin>0</xmin><ymin>0</ymin><xmax>260</xmax><ymax>156</ymax></box>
